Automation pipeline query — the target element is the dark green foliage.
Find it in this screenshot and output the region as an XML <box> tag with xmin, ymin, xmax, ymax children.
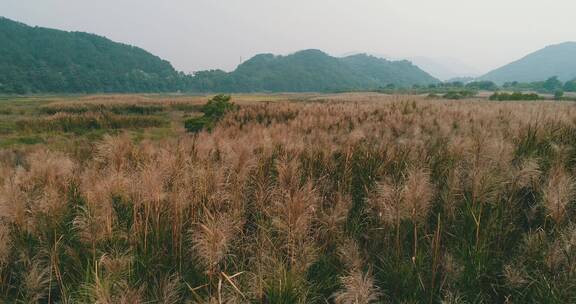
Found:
<box><xmin>442</xmin><ymin>90</ymin><xmax>476</xmax><ymax>100</ymax></box>
<box><xmin>503</xmin><ymin>77</ymin><xmax>569</xmax><ymax>94</ymax></box>
<box><xmin>0</xmin><ymin>17</ymin><xmax>439</xmax><ymax>94</ymax></box>
<box><xmin>465</xmin><ymin>81</ymin><xmax>498</xmax><ymax>91</ymax></box>
<box><xmin>382</xmin><ymin>81</ymin><xmax>493</xmax><ymax>96</ymax></box>
<box><xmin>184</xmin><ymin>95</ymin><xmax>237</xmax><ymax>132</ymax></box>
<box><xmin>0</xmin><ymin>17</ymin><xmax>186</xmax><ymax>94</ymax></box>
<box><xmin>184</xmin><ymin>116</ymin><xmax>212</xmax><ymax>133</ymax></box>
<box><xmin>201</xmin><ymin>94</ymin><xmax>236</xmax><ymax>118</ymax></box>
<box><xmin>543</xmin><ymin>77</ymin><xmax>563</xmax><ymax>93</ymax></box>
<box><xmin>563</xmin><ymin>79</ymin><xmax>576</xmax><ymax>92</ymax></box>
<box><xmin>489</xmin><ymin>92</ymin><xmax>541</xmax><ymax>101</ymax></box>
<box><xmin>554</xmin><ymin>90</ymin><xmax>564</xmax><ymax>100</ymax></box>
<box><xmin>190</xmin><ymin>50</ymin><xmax>439</xmax><ymax>92</ymax></box>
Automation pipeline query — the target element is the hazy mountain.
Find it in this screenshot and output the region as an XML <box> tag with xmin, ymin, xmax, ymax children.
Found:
<box><xmin>0</xmin><ymin>17</ymin><xmax>184</xmax><ymax>94</ymax></box>
<box><xmin>445</xmin><ymin>76</ymin><xmax>476</xmax><ymax>83</ymax></box>
<box><xmin>408</xmin><ymin>56</ymin><xmax>481</xmax><ymax>81</ymax></box>
<box><xmin>342</xmin><ymin>52</ymin><xmax>481</xmax><ymax>81</ymax></box>
<box><xmin>480</xmin><ymin>42</ymin><xmax>576</xmax><ymax>84</ymax></box>
<box><xmin>191</xmin><ymin>50</ymin><xmax>439</xmax><ymax>92</ymax></box>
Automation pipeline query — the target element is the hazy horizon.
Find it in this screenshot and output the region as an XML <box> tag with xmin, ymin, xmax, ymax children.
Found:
<box><xmin>1</xmin><ymin>0</ymin><xmax>575</xmax><ymax>77</ymax></box>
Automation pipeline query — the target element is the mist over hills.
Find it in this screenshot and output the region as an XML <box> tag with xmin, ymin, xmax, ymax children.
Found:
<box><xmin>481</xmin><ymin>42</ymin><xmax>576</xmax><ymax>84</ymax></box>
<box><xmin>408</xmin><ymin>56</ymin><xmax>481</xmax><ymax>81</ymax></box>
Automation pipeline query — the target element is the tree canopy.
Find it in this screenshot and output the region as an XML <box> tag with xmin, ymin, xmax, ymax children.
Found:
<box><xmin>0</xmin><ymin>17</ymin><xmax>186</xmax><ymax>94</ymax></box>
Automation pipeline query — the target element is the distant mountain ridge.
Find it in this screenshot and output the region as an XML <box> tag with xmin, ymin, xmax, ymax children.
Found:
<box><xmin>0</xmin><ymin>15</ymin><xmax>437</xmax><ymax>94</ymax></box>
<box><xmin>407</xmin><ymin>56</ymin><xmax>481</xmax><ymax>81</ymax></box>
<box><xmin>480</xmin><ymin>42</ymin><xmax>576</xmax><ymax>84</ymax></box>
<box><xmin>190</xmin><ymin>50</ymin><xmax>439</xmax><ymax>92</ymax></box>
<box><xmin>0</xmin><ymin>17</ymin><xmax>184</xmax><ymax>93</ymax></box>
<box><xmin>341</xmin><ymin>52</ymin><xmax>481</xmax><ymax>81</ymax></box>
<box><xmin>5</xmin><ymin>16</ymin><xmax>574</xmax><ymax>93</ymax></box>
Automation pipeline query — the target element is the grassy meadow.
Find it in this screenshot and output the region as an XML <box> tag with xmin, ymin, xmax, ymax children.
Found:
<box><xmin>1</xmin><ymin>93</ymin><xmax>576</xmax><ymax>303</ymax></box>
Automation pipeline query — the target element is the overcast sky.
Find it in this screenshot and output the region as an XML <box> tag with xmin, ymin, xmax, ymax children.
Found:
<box><xmin>1</xmin><ymin>0</ymin><xmax>575</xmax><ymax>74</ymax></box>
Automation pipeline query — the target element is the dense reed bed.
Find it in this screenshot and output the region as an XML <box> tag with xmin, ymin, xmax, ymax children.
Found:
<box><xmin>1</xmin><ymin>95</ymin><xmax>576</xmax><ymax>303</ymax></box>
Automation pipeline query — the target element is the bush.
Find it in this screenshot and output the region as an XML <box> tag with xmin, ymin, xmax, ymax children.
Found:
<box><xmin>555</xmin><ymin>90</ymin><xmax>564</xmax><ymax>101</ymax></box>
<box><xmin>184</xmin><ymin>94</ymin><xmax>237</xmax><ymax>133</ymax></box>
<box><xmin>201</xmin><ymin>94</ymin><xmax>237</xmax><ymax>118</ymax></box>
<box><xmin>442</xmin><ymin>90</ymin><xmax>476</xmax><ymax>100</ymax></box>
<box><xmin>489</xmin><ymin>92</ymin><xmax>541</xmax><ymax>101</ymax></box>
<box><xmin>564</xmin><ymin>80</ymin><xmax>576</xmax><ymax>92</ymax></box>
<box><xmin>184</xmin><ymin>116</ymin><xmax>212</xmax><ymax>133</ymax></box>
<box><xmin>465</xmin><ymin>81</ymin><xmax>498</xmax><ymax>91</ymax></box>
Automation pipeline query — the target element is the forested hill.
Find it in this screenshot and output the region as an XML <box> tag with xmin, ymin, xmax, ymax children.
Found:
<box><xmin>0</xmin><ymin>17</ymin><xmax>438</xmax><ymax>94</ymax></box>
<box><xmin>480</xmin><ymin>42</ymin><xmax>576</xmax><ymax>84</ymax></box>
<box><xmin>190</xmin><ymin>50</ymin><xmax>439</xmax><ymax>92</ymax></box>
<box><xmin>0</xmin><ymin>17</ymin><xmax>184</xmax><ymax>94</ymax></box>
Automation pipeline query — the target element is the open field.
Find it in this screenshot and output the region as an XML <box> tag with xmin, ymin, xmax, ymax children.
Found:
<box><xmin>1</xmin><ymin>93</ymin><xmax>576</xmax><ymax>303</ymax></box>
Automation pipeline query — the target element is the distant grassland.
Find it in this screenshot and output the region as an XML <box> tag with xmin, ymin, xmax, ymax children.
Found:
<box><xmin>1</xmin><ymin>93</ymin><xmax>576</xmax><ymax>303</ymax></box>
<box><xmin>0</xmin><ymin>94</ymin><xmax>305</xmax><ymax>151</ymax></box>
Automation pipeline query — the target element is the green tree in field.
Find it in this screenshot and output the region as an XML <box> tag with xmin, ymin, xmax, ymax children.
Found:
<box><xmin>543</xmin><ymin>76</ymin><xmax>563</xmax><ymax>93</ymax></box>
<box><xmin>201</xmin><ymin>94</ymin><xmax>237</xmax><ymax>119</ymax></box>
<box><xmin>184</xmin><ymin>95</ymin><xmax>237</xmax><ymax>132</ymax></box>
<box><xmin>554</xmin><ymin>90</ymin><xmax>564</xmax><ymax>100</ymax></box>
<box><xmin>563</xmin><ymin>79</ymin><xmax>576</xmax><ymax>92</ymax></box>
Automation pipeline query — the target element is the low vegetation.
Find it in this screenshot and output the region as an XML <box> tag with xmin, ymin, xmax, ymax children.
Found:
<box><xmin>441</xmin><ymin>90</ymin><xmax>476</xmax><ymax>100</ymax></box>
<box><xmin>184</xmin><ymin>94</ymin><xmax>237</xmax><ymax>132</ymax></box>
<box><xmin>489</xmin><ymin>92</ymin><xmax>541</xmax><ymax>101</ymax></box>
<box><xmin>15</xmin><ymin>112</ymin><xmax>165</xmax><ymax>133</ymax></box>
<box><xmin>1</xmin><ymin>94</ymin><xmax>576</xmax><ymax>303</ymax></box>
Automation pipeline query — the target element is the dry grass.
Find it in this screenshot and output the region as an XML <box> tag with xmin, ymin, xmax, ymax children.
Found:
<box><xmin>1</xmin><ymin>94</ymin><xmax>576</xmax><ymax>303</ymax></box>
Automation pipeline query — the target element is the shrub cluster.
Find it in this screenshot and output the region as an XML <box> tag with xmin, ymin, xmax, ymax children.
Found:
<box><xmin>489</xmin><ymin>92</ymin><xmax>541</xmax><ymax>101</ymax></box>
<box><xmin>442</xmin><ymin>90</ymin><xmax>476</xmax><ymax>100</ymax></box>
<box><xmin>184</xmin><ymin>94</ymin><xmax>238</xmax><ymax>132</ymax></box>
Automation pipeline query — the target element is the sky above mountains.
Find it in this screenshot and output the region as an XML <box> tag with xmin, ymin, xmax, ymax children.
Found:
<box><xmin>1</xmin><ymin>0</ymin><xmax>575</xmax><ymax>75</ymax></box>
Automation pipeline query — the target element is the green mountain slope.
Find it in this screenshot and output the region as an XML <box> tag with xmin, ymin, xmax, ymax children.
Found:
<box><xmin>481</xmin><ymin>42</ymin><xmax>576</xmax><ymax>84</ymax></box>
<box><xmin>0</xmin><ymin>17</ymin><xmax>438</xmax><ymax>94</ymax></box>
<box><xmin>191</xmin><ymin>50</ymin><xmax>439</xmax><ymax>92</ymax></box>
<box><xmin>0</xmin><ymin>17</ymin><xmax>184</xmax><ymax>94</ymax></box>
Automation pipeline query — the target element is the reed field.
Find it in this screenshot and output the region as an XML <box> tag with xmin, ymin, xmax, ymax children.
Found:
<box><xmin>1</xmin><ymin>93</ymin><xmax>576</xmax><ymax>303</ymax></box>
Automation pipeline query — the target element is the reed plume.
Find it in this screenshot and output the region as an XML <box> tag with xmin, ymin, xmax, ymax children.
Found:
<box><xmin>333</xmin><ymin>269</ymin><xmax>381</xmax><ymax>304</ymax></box>
<box><xmin>542</xmin><ymin>165</ymin><xmax>576</xmax><ymax>224</ymax></box>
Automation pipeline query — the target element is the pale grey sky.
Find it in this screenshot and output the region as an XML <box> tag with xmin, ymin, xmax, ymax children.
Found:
<box><xmin>1</xmin><ymin>0</ymin><xmax>575</xmax><ymax>75</ymax></box>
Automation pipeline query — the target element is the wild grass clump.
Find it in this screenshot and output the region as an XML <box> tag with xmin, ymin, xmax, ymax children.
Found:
<box><xmin>1</xmin><ymin>94</ymin><xmax>576</xmax><ymax>302</ymax></box>
<box><xmin>41</xmin><ymin>104</ymin><xmax>165</xmax><ymax>115</ymax></box>
<box><xmin>16</xmin><ymin>112</ymin><xmax>165</xmax><ymax>133</ymax></box>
